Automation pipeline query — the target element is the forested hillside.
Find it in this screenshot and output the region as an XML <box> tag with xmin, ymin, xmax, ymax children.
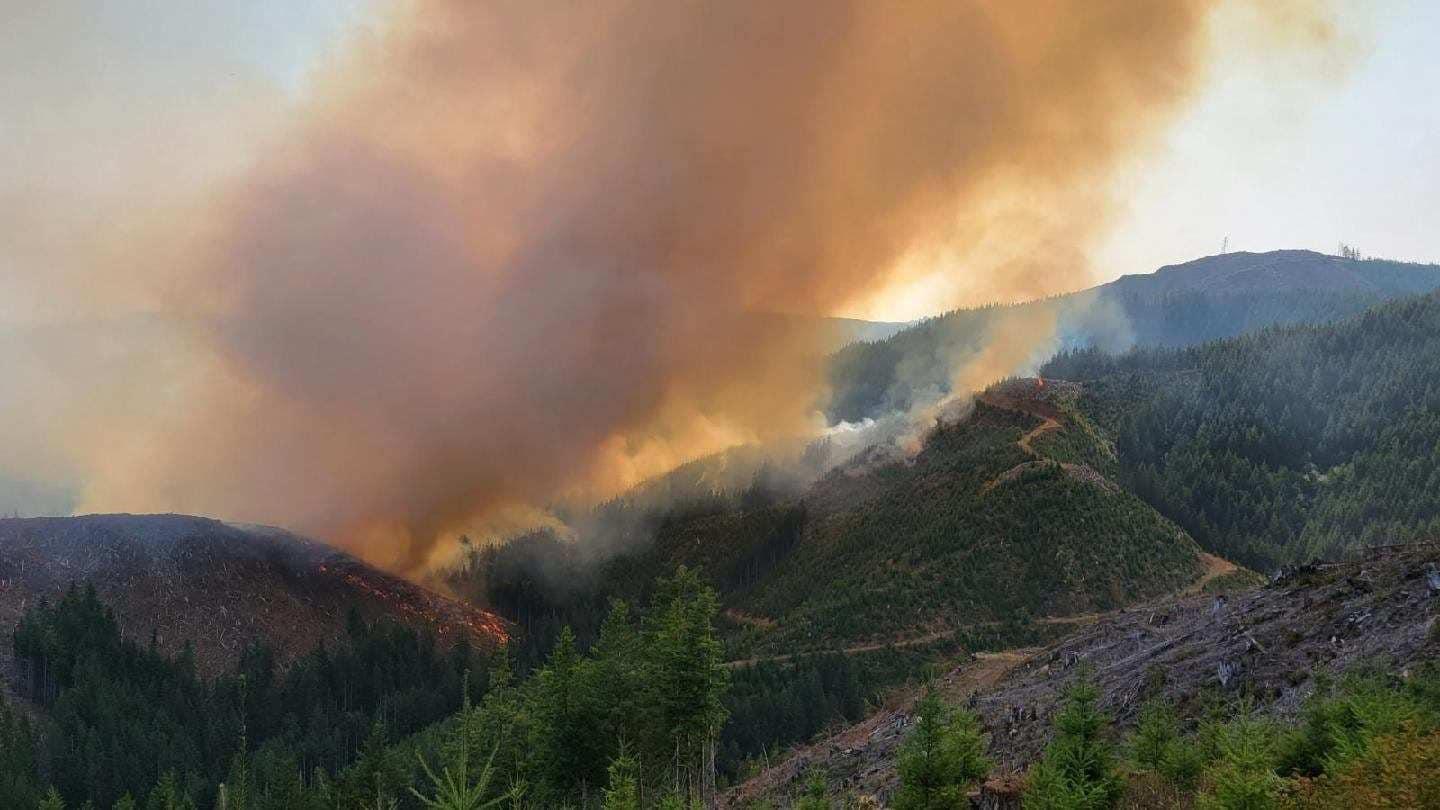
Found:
<box><xmin>829</xmin><ymin>251</ymin><xmax>1440</xmax><ymax>423</ymax></box>
<box><xmin>0</xmin><ymin>569</ymin><xmax>731</xmax><ymax>809</ymax></box>
<box><xmin>442</xmin><ymin>380</ymin><xmax>1206</xmax><ymax>774</ymax></box>
<box><xmin>1044</xmin><ymin>289</ymin><xmax>1440</xmax><ymax>570</ymax></box>
<box><xmin>457</xmin><ymin>385</ymin><xmax>1201</xmax><ymax>656</ymax></box>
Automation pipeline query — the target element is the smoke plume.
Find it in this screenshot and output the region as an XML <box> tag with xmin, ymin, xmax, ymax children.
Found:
<box><xmin>53</xmin><ymin>0</ymin><xmax>1338</xmax><ymax>571</ymax></box>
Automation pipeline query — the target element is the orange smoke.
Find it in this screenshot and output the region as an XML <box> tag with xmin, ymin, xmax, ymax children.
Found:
<box><xmin>64</xmin><ymin>0</ymin><xmax>1340</xmax><ymax>572</ymax></box>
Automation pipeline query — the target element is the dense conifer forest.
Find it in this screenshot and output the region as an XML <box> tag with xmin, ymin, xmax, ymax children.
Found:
<box><xmin>1044</xmin><ymin>290</ymin><xmax>1440</xmax><ymax>570</ymax></box>
<box><xmin>1</xmin><ymin>569</ymin><xmax>729</xmax><ymax>809</ymax></box>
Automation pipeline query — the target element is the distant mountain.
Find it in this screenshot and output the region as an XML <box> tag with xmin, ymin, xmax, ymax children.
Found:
<box><xmin>823</xmin><ymin>316</ymin><xmax>914</xmax><ymax>345</ymax></box>
<box><xmin>0</xmin><ymin>514</ymin><xmax>507</xmax><ymax>677</ymax></box>
<box><xmin>827</xmin><ymin>250</ymin><xmax>1440</xmax><ymax>423</ymax></box>
<box><xmin>1109</xmin><ymin>249</ymin><xmax>1440</xmax><ymax>297</ymax></box>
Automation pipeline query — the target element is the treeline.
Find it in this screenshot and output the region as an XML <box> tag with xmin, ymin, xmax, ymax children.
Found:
<box><xmin>1044</xmin><ymin>291</ymin><xmax>1440</xmax><ymax>570</ymax></box>
<box><xmin>2</xmin><ymin>568</ymin><xmax>730</xmax><ymax>809</ymax></box>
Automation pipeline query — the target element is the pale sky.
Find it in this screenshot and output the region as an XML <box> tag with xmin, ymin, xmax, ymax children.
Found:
<box><xmin>2</xmin><ymin>0</ymin><xmax>1436</xmax><ymax>325</ymax></box>
<box><xmin>852</xmin><ymin>1</ymin><xmax>1440</xmax><ymax>320</ymax></box>
<box><xmin>1098</xmin><ymin>0</ymin><xmax>1440</xmax><ymax>285</ymax></box>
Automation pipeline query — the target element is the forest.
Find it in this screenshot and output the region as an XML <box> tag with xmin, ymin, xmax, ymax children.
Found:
<box><xmin>7</xmin><ymin>580</ymin><xmax>1439</xmax><ymax>809</ymax></box>
<box><xmin>1044</xmin><ymin>290</ymin><xmax>1440</xmax><ymax>570</ymax></box>
<box><xmin>0</xmin><ymin>567</ymin><xmax>729</xmax><ymax>809</ymax></box>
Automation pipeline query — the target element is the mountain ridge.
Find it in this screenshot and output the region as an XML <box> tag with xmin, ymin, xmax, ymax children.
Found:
<box><xmin>827</xmin><ymin>250</ymin><xmax>1440</xmax><ymax>423</ymax></box>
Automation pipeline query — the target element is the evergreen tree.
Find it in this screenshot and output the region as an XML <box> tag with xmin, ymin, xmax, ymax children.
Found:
<box><xmin>0</xmin><ymin>693</ymin><xmax>42</xmax><ymax>807</ymax></box>
<box><xmin>1024</xmin><ymin>678</ymin><xmax>1122</xmax><ymax>810</ymax></box>
<box><xmin>645</xmin><ymin>567</ymin><xmax>729</xmax><ymax>805</ymax></box>
<box><xmin>792</xmin><ymin>768</ymin><xmax>833</xmax><ymax>810</ymax></box>
<box><xmin>1129</xmin><ymin>700</ymin><xmax>1203</xmax><ymax>791</ymax></box>
<box><xmin>40</xmin><ymin>786</ymin><xmax>66</xmax><ymax>810</ymax></box>
<box><xmin>893</xmin><ymin>689</ymin><xmax>990</xmax><ymax>810</ymax></box>
<box><xmin>529</xmin><ymin>626</ymin><xmax>603</xmax><ymax>801</ymax></box>
<box><xmin>1198</xmin><ymin>716</ymin><xmax>1283</xmax><ymax>810</ymax></box>
<box><xmin>143</xmin><ymin>772</ymin><xmax>195</xmax><ymax>810</ymax></box>
<box><xmin>410</xmin><ymin>681</ymin><xmax>517</xmax><ymax>810</ymax></box>
<box><xmin>601</xmin><ymin>748</ymin><xmax>640</xmax><ymax>810</ymax></box>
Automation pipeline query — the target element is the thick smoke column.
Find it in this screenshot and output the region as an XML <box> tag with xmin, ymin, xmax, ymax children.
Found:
<box><xmin>79</xmin><ymin>0</ymin><xmax>1328</xmax><ymax>570</ymax></box>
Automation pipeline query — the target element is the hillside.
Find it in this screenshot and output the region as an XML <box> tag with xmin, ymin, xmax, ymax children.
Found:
<box><xmin>724</xmin><ymin>542</ymin><xmax>1440</xmax><ymax>807</ymax></box>
<box><xmin>1044</xmin><ymin>289</ymin><xmax>1440</xmax><ymax>570</ymax></box>
<box><xmin>704</xmin><ymin>381</ymin><xmax>1202</xmax><ymax>656</ymax></box>
<box><xmin>828</xmin><ymin>250</ymin><xmax>1440</xmax><ymax>423</ymax></box>
<box><xmin>0</xmin><ymin>514</ymin><xmax>507</xmax><ymax>677</ymax></box>
<box><xmin>460</xmin><ymin>378</ymin><xmax>1206</xmax><ymax>664</ymax></box>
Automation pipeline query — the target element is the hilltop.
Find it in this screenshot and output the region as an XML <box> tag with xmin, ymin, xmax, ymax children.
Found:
<box><xmin>0</xmin><ymin>514</ymin><xmax>507</xmax><ymax>677</ymax></box>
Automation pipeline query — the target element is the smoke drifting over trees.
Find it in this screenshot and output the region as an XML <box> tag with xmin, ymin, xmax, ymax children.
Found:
<box><xmin>7</xmin><ymin>1</ymin><xmax>1340</xmax><ymax>571</ymax></box>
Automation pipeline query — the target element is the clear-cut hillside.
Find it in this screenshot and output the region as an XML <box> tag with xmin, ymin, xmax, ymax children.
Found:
<box><xmin>723</xmin><ymin>543</ymin><xmax>1440</xmax><ymax>807</ymax></box>
<box><xmin>0</xmin><ymin>514</ymin><xmax>507</xmax><ymax>677</ymax></box>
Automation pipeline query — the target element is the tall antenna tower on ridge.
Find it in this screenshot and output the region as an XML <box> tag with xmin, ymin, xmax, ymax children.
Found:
<box><xmin>1221</xmin><ymin>235</ymin><xmax>1229</xmax><ymax>254</ymax></box>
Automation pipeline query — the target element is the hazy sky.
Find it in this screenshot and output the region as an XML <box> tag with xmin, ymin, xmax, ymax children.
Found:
<box><xmin>1099</xmin><ymin>1</ymin><xmax>1440</xmax><ymax>285</ymax></box>
<box><xmin>3</xmin><ymin>1</ymin><xmax>1436</xmax><ymax>324</ymax></box>
<box><xmin>858</xmin><ymin>0</ymin><xmax>1440</xmax><ymax>319</ymax></box>
<box><xmin>2</xmin><ymin>1</ymin><xmax>1435</xmax><ymax>545</ymax></box>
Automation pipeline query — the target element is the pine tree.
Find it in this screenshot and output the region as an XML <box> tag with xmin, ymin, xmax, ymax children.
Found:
<box><xmin>587</xmin><ymin>600</ymin><xmax>644</xmax><ymax>761</ymax></box>
<box><xmin>530</xmin><ymin>626</ymin><xmax>602</xmax><ymax>802</ymax></box>
<box><xmin>1130</xmin><ymin>700</ymin><xmax>1203</xmax><ymax>790</ymax></box>
<box><xmin>893</xmin><ymin>689</ymin><xmax>990</xmax><ymax>810</ymax></box>
<box><xmin>410</xmin><ymin>679</ymin><xmax>517</xmax><ymax>810</ymax></box>
<box><xmin>143</xmin><ymin>772</ymin><xmax>194</xmax><ymax>810</ymax></box>
<box><xmin>39</xmin><ymin>786</ymin><xmax>65</xmax><ymax>810</ymax></box>
<box><xmin>0</xmin><ymin>693</ymin><xmax>43</xmax><ymax>807</ymax></box>
<box><xmin>1024</xmin><ymin>678</ymin><xmax>1122</xmax><ymax>810</ymax></box>
<box><xmin>792</xmin><ymin>768</ymin><xmax>832</xmax><ymax>810</ymax></box>
<box><xmin>601</xmin><ymin>748</ymin><xmax>641</xmax><ymax>810</ymax></box>
<box><xmin>645</xmin><ymin>567</ymin><xmax>728</xmax><ymax>804</ymax></box>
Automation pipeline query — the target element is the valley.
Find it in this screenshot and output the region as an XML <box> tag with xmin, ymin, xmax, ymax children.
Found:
<box><xmin>4</xmin><ymin>254</ymin><xmax>1440</xmax><ymax>807</ymax></box>
<box><xmin>6</xmin><ymin>0</ymin><xmax>1439</xmax><ymax>802</ymax></box>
